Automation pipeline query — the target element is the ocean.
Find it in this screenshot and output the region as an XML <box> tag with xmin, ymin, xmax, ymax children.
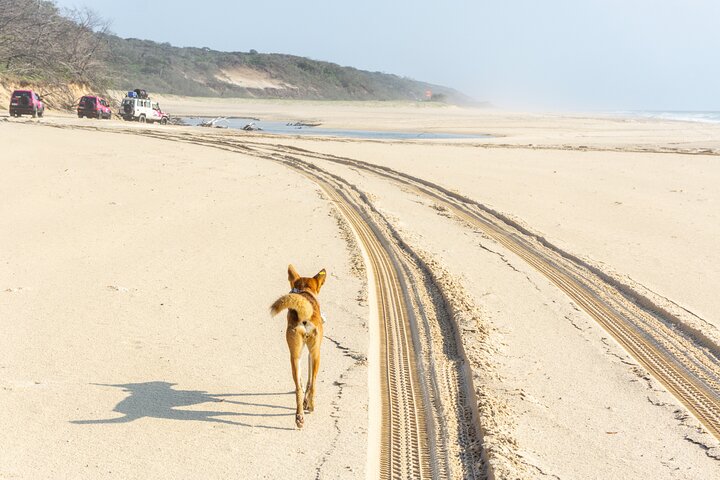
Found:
<box><xmin>621</xmin><ymin>111</ymin><xmax>720</xmax><ymax>124</ymax></box>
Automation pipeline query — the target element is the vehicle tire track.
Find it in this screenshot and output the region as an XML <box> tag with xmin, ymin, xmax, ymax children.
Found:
<box><xmin>252</xmin><ymin>142</ymin><xmax>720</xmax><ymax>442</ymax></box>
<box><xmin>43</xmin><ymin>125</ymin><xmax>488</xmax><ymax>478</ymax></box>
<box><xmin>50</xmin><ymin>122</ymin><xmax>720</xmax><ymax>467</ymax></box>
<box><xmin>280</xmin><ymin>155</ymin><xmax>486</xmax><ymax>478</ymax></box>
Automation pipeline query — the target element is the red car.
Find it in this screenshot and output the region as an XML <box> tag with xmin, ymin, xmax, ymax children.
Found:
<box><xmin>9</xmin><ymin>90</ymin><xmax>45</xmax><ymax>118</ymax></box>
<box><xmin>78</xmin><ymin>95</ymin><xmax>112</xmax><ymax>119</ymax></box>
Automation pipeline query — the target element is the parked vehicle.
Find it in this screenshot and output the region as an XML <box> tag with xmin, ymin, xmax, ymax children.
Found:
<box><xmin>9</xmin><ymin>90</ymin><xmax>45</xmax><ymax>118</ymax></box>
<box><xmin>77</xmin><ymin>95</ymin><xmax>112</xmax><ymax>119</ymax></box>
<box><xmin>120</xmin><ymin>93</ymin><xmax>169</xmax><ymax>124</ymax></box>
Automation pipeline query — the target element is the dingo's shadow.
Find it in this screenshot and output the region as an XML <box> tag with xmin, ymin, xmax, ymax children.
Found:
<box><xmin>71</xmin><ymin>381</ymin><xmax>295</xmax><ymax>431</ymax></box>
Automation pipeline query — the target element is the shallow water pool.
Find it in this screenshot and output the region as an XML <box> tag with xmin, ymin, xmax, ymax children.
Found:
<box><xmin>181</xmin><ymin>117</ymin><xmax>488</xmax><ymax>140</ymax></box>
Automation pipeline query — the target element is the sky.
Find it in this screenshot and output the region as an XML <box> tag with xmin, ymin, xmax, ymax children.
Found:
<box><xmin>53</xmin><ymin>0</ymin><xmax>720</xmax><ymax>111</ymax></box>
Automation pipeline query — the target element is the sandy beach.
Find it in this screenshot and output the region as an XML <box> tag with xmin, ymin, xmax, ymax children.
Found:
<box><xmin>2</xmin><ymin>100</ymin><xmax>719</xmax><ymax>479</ymax></box>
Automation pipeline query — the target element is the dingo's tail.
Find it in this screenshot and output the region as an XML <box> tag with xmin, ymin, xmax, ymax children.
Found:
<box><xmin>270</xmin><ymin>293</ymin><xmax>313</xmax><ymax>321</ymax></box>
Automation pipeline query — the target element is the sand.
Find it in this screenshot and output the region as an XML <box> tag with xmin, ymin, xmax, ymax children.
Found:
<box><xmin>1</xmin><ymin>100</ymin><xmax>719</xmax><ymax>479</ymax></box>
<box><xmin>0</xmin><ymin>122</ymin><xmax>369</xmax><ymax>478</ymax></box>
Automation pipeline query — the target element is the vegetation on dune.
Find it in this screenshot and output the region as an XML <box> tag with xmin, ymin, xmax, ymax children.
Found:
<box><xmin>0</xmin><ymin>0</ymin><xmax>476</xmax><ymax>106</ymax></box>
<box><xmin>102</xmin><ymin>37</ymin><xmax>471</xmax><ymax>103</ymax></box>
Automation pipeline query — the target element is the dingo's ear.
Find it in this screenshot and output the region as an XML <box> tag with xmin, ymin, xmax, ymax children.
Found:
<box><xmin>314</xmin><ymin>269</ymin><xmax>327</xmax><ymax>291</ymax></box>
<box><xmin>288</xmin><ymin>264</ymin><xmax>300</xmax><ymax>286</ymax></box>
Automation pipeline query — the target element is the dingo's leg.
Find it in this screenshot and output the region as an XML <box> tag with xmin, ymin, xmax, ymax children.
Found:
<box><xmin>304</xmin><ymin>337</ymin><xmax>321</xmax><ymax>412</ymax></box>
<box><xmin>287</xmin><ymin>328</ymin><xmax>305</xmax><ymax>428</ymax></box>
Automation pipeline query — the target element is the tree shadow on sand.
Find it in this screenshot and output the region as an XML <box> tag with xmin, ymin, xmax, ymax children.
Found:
<box><xmin>71</xmin><ymin>381</ymin><xmax>295</xmax><ymax>431</ymax></box>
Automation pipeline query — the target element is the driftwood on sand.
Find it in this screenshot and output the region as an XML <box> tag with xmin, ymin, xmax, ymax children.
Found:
<box><xmin>198</xmin><ymin>117</ymin><xmax>229</xmax><ymax>128</ymax></box>
<box><xmin>287</xmin><ymin>121</ymin><xmax>321</xmax><ymax>128</ymax></box>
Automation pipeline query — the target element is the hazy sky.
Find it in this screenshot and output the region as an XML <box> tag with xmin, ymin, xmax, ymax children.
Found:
<box><xmin>54</xmin><ymin>0</ymin><xmax>720</xmax><ymax>111</ymax></box>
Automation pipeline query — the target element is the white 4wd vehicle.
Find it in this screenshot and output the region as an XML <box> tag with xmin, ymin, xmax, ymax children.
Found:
<box><xmin>120</xmin><ymin>97</ymin><xmax>169</xmax><ymax>124</ymax></box>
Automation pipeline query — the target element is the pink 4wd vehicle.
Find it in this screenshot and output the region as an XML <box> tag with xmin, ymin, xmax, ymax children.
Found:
<box><xmin>78</xmin><ymin>95</ymin><xmax>112</xmax><ymax>119</ymax></box>
<box><xmin>9</xmin><ymin>89</ymin><xmax>45</xmax><ymax>118</ymax></box>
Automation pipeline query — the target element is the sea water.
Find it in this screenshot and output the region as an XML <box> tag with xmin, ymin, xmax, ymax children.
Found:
<box><xmin>181</xmin><ymin>117</ymin><xmax>489</xmax><ymax>140</ymax></box>
<box><xmin>621</xmin><ymin>111</ymin><xmax>720</xmax><ymax>124</ymax></box>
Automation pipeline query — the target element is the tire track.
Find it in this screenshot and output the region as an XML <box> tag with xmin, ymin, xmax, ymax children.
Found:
<box><xmin>42</xmin><ymin>124</ymin><xmax>487</xmax><ymax>478</ymax></box>
<box><xmin>51</xmin><ymin>122</ymin><xmax>720</xmax><ymax>466</ymax></box>
<box><xmin>252</xmin><ymin>142</ymin><xmax>720</xmax><ymax>441</ymax></box>
<box><xmin>276</xmin><ymin>152</ymin><xmax>486</xmax><ymax>479</ymax></box>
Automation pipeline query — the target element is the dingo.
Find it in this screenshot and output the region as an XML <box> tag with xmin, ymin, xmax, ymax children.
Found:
<box><xmin>270</xmin><ymin>264</ymin><xmax>326</xmax><ymax>428</ymax></box>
